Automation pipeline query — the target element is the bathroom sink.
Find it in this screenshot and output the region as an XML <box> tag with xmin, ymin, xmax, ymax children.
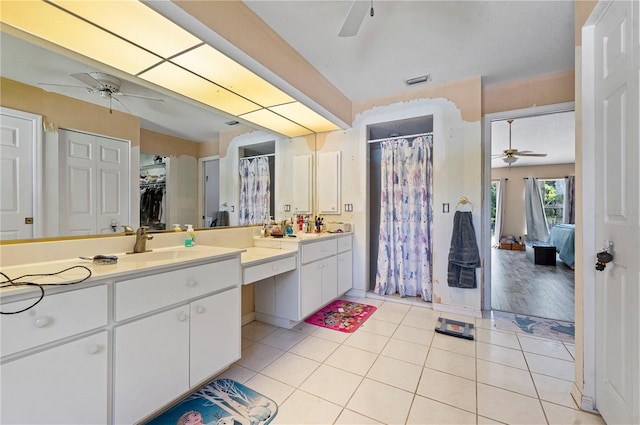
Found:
<box><xmin>119</xmin><ymin>248</ymin><xmax>197</xmax><ymax>263</ymax></box>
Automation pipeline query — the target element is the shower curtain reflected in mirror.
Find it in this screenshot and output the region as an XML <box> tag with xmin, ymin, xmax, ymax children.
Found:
<box><xmin>238</xmin><ymin>156</ymin><xmax>270</xmax><ymax>225</ymax></box>
<box><xmin>374</xmin><ymin>135</ymin><xmax>433</xmax><ymax>301</ymax></box>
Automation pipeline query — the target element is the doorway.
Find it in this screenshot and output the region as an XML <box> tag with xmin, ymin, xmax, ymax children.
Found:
<box><xmin>483</xmin><ymin>104</ymin><xmax>576</xmax><ymax>322</ymax></box>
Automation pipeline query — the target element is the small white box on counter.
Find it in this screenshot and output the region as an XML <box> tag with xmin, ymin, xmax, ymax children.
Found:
<box><xmin>325</xmin><ymin>222</ymin><xmax>352</xmax><ymax>233</ymax></box>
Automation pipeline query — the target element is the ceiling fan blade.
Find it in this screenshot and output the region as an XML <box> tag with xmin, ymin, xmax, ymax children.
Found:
<box><xmin>516</xmin><ymin>152</ymin><xmax>548</xmax><ymax>157</ymax></box>
<box><xmin>338</xmin><ymin>0</ymin><xmax>369</xmax><ymax>37</ymax></box>
<box><xmin>110</xmin><ymin>95</ymin><xmax>131</xmax><ymax>114</ymax></box>
<box><xmin>70</xmin><ymin>72</ymin><xmax>102</xmax><ymax>89</ymax></box>
<box><xmin>38</xmin><ymin>82</ymin><xmax>94</xmax><ymax>92</ymax></box>
<box><xmin>113</xmin><ymin>92</ymin><xmax>164</xmax><ymax>102</ymax></box>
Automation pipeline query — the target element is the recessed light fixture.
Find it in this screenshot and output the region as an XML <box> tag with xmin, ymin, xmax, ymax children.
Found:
<box><xmin>406</xmin><ymin>74</ymin><xmax>431</xmax><ymax>85</ymax></box>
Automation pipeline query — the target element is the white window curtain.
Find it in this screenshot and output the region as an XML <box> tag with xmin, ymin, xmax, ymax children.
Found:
<box><xmin>238</xmin><ymin>156</ymin><xmax>270</xmax><ymax>225</ymax></box>
<box><xmin>374</xmin><ymin>135</ymin><xmax>433</xmax><ymax>301</ymax></box>
<box><xmin>563</xmin><ymin>175</ymin><xmax>576</xmax><ymax>224</ymax></box>
<box><xmin>493</xmin><ymin>178</ymin><xmax>507</xmax><ymax>247</ymax></box>
<box><xmin>524</xmin><ymin>176</ymin><xmax>549</xmax><ymax>241</ymax></box>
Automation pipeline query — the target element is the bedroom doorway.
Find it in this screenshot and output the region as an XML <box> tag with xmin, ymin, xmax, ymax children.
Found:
<box><xmin>483</xmin><ymin>103</ymin><xmax>576</xmax><ymax>322</ymax></box>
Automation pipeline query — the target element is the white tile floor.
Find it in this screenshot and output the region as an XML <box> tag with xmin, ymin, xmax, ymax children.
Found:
<box><xmin>218</xmin><ymin>297</ymin><xmax>605</xmax><ymax>425</ymax></box>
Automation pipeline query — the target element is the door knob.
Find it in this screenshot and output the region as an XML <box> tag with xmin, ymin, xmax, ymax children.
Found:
<box><xmin>595</xmin><ymin>249</ymin><xmax>613</xmax><ymax>271</ymax></box>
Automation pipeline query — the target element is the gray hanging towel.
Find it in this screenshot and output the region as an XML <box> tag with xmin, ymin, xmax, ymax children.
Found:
<box><xmin>448</xmin><ymin>211</ymin><xmax>481</xmax><ymax>288</ymax></box>
<box><xmin>216</xmin><ymin>210</ymin><xmax>229</xmax><ymax>227</ymax></box>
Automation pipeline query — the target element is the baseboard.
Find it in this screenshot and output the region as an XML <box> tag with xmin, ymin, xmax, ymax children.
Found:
<box><xmin>433</xmin><ymin>303</ymin><xmax>482</xmax><ymax>318</ymax></box>
<box><xmin>241</xmin><ymin>312</ymin><xmax>255</xmax><ymax>326</ymax></box>
<box><xmin>253</xmin><ymin>312</ymin><xmax>300</xmax><ymax>329</ymax></box>
<box><xmin>571</xmin><ymin>383</ymin><xmax>598</xmax><ymax>413</ymax></box>
<box><xmin>346</xmin><ymin>289</ymin><xmax>366</xmax><ymax>298</ymax></box>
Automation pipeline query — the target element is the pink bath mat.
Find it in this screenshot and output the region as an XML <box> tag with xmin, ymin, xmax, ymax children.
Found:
<box><xmin>304</xmin><ymin>300</ymin><xmax>377</xmax><ymax>333</ymax></box>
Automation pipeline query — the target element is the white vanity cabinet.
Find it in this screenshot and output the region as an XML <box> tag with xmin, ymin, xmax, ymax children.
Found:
<box><xmin>300</xmin><ymin>239</ymin><xmax>338</xmax><ymax>318</ymax></box>
<box><xmin>254</xmin><ymin>234</ymin><xmax>353</xmax><ymax>328</ymax></box>
<box><xmin>317</xmin><ymin>151</ymin><xmax>341</xmax><ymax>214</ymax></box>
<box><xmin>337</xmin><ymin>235</ymin><xmax>353</xmax><ymax>295</ymax></box>
<box><xmin>113</xmin><ymin>259</ymin><xmax>241</xmax><ymax>424</ymax></box>
<box><xmin>0</xmin><ymin>285</ymin><xmax>109</xmax><ymax>425</ymax></box>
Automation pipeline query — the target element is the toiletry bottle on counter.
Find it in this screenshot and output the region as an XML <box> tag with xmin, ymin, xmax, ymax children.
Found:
<box><xmin>185</xmin><ymin>224</ymin><xmax>196</xmax><ymax>247</ymax></box>
<box><xmin>173</xmin><ymin>224</ymin><xmax>181</xmax><ymax>232</ymax></box>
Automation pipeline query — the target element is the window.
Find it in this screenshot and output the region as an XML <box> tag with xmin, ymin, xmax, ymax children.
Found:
<box><xmin>490</xmin><ymin>181</ymin><xmax>497</xmax><ymax>238</ymax></box>
<box><xmin>537</xmin><ymin>179</ymin><xmax>565</xmax><ymax>228</ymax></box>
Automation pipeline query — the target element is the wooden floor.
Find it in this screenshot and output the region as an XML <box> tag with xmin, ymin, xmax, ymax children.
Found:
<box><xmin>491</xmin><ymin>247</ymin><xmax>575</xmax><ymax>322</ymax></box>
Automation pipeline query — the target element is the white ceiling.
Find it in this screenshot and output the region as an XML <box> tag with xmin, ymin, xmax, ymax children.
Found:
<box><xmin>0</xmin><ymin>0</ymin><xmax>576</xmax><ymax>161</ymax></box>
<box><xmin>490</xmin><ymin>111</ymin><xmax>575</xmax><ymax>168</ymax></box>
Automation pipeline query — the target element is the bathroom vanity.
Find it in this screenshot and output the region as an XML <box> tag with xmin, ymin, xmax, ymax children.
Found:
<box><xmin>253</xmin><ymin>233</ymin><xmax>353</xmax><ymax>329</ymax></box>
<box><xmin>0</xmin><ymin>228</ymin><xmax>354</xmax><ymax>424</ymax></box>
<box><xmin>0</xmin><ymin>246</ymin><xmax>243</xmax><ymax>425</ymax></box>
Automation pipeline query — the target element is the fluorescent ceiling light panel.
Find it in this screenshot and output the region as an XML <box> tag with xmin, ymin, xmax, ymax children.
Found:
<box><xmin>240</xmin><ymin>109</ymin><xmax>311</xmax><ymax>138</ymax></box>
<box><xmin>171</xmin><ymin>44</ymin><xmax>295</xmax><ymax>108</ymax></box>
<box><xmin>0</xmin><ymin>1</ymin><xmax>162</xmax><ymax>75</ymax></box>
<box><xmin>138</xmin><ymin>62</ymin><xmax>261</xmax><ymax>116</ymax></box>
<box><xmin>269</xmin><ymin>102</ymin><xmax>341</xmax><ymax>133</ymax></box>
<box><xmin>50</xmin><ymin>0</ymin><xmax>202</xmax><ymax>59</ymax></box>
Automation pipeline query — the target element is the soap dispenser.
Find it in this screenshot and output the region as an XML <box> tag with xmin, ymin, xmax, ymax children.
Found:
<box><xmin>185</xmin><ymin>224</ymin><xmax>196</xmax><ymax>247</ymax></box>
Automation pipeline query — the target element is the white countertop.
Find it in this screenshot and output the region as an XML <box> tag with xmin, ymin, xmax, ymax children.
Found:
<box><xmin>0</xmin><ymin>245</ymin><xmax>243</xmax><ymax>299</ymax></box>
<box><xmin>241</xmin><ymin>246</ymin><xmax>297</xmax><ymax>267</ymax></box>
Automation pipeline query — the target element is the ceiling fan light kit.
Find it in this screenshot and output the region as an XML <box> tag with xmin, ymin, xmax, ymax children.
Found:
<box><xmin>494</xmin><ymin>118</ymin><xmax>548</xmax><ymax>166</ymax></box>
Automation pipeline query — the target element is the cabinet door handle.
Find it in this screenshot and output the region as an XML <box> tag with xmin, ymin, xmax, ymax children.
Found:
<box><xmin>178</xmin><ymin>312</ymin><xmax>188</xmax><ymax>321</ymax></box>
<box><xmin>186</xmin><ymin>280</ymin><xmax>197</xmax><ymax>287</ymax></box>
<box><xmin>87</xmin><ymin>345</ymin><xmax>100</xmax><ymax>355</ymax></box>
<box><xmin>33</xmin><ymin>317</ymin><xmax>51</xmax><ymax>328</ymax></box>
<box><xmin>196</xmin><ymin>306</ymin><xmax>206</xmax><ymax>314</ymax></box>
<box><xmin>272</xmin><ymin>265</ymin><xmax>278</xmax><ymax>272</ymax></box>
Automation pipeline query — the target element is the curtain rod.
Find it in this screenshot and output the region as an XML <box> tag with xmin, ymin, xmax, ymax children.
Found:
<box><xmin>240</xmin><ymin>153</ymin><xmax>275</xmax><ymax>161</ymax></box>
<box><xmin>367</xmin><ymin>131</ymin><xmax>433</xmax><ymax>144</ymax></box>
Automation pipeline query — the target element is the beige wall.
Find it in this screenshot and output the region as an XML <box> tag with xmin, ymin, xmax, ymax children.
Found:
<box><xmin>492</xmin><ymin>164</ymin><xmax>575</xmax><ymax>239</ymax></box>
<box><xmin>482</xmin><ymin>70</ymin><xmax>575</xmax><ymax>115</ymax></box>
<box><xmin>140</xmin><ymin>128</ymin><xmax>199</xmax><ymax>157</ymax></box>
<box><xmin>1</xmin><ymin>77</ymin><xmax>140</xmax><ymax>146</ymax></box>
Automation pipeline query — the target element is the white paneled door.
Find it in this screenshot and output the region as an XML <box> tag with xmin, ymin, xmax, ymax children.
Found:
<box><xmin>589</xmin><ymin>0</ymin><xmax>639</xmax><ymax>423</ymax></box>
<box><xmin>0</xmin><ymin>108</ymin><xmax>39</xmax><ymax>240</ymax></box>
<box><xmin>58</xmin><ymin>129</ymin><xmax>130</xmax><ymax>235</ymax></box>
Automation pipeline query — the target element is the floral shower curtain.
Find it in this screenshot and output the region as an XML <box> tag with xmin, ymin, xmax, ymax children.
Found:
<box><xmin>238</xmin><ymin>156</ymin><xmax>270</xmax><ymax>225</ymax></box>
<box><xmin>374</xmin><ymin>135</ymin><xmax>433</xmax><ymax>301</ymax></box>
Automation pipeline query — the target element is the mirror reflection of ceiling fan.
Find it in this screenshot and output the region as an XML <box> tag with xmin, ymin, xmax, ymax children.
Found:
<box><xmin>339</xmin><ymin>0</ymin><xmax>375</xmax><ymax>37</ymax></box>
<box><xmin>493</xmin><ymin>119</ymin><xmax>548</xmax><ymax>165</ymax></box>
<box><xmin>38</xmin><ymin>72</ymin><xmax>163</xmax><ymax>114</ymax></box>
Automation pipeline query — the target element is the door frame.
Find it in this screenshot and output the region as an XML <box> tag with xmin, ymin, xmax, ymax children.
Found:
<box><xmin>0</xmin><ymin>107</ymin><xmax>43</xmax><ymax>239</ymax></box>
<box><xmin>197</xmin><ymin>155</ymin><xmax>220</xmax><ymax>228</ymax></box>
<box><xmin>481</xmin><ymin>102</ymin><xmax>575</xmax><ymax>312</ymax></box>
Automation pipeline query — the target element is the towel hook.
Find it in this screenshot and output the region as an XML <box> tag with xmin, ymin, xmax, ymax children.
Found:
<box><xmin>456</xmin><ymin>197</ymin><xmax>473</xmax><ymax>212</ymax></box>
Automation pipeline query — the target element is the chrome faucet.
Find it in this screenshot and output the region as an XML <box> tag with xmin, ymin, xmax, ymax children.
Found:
<box><xmin>128</xmin><ymin>226</ymin><xmax>153</xmax><ymax>254</ymax></box>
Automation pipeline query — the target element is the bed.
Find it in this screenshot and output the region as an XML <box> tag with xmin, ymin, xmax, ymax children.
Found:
<box><xmin>547</xmin><ymin>223</ymin><xmax>575</xmax><ymax>267</ymax></box>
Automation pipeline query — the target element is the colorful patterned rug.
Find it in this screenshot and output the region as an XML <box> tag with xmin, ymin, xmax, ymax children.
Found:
<box><xmin>491</xmin><ymin>310</ymin><xmax>575</xmax><ymax>343</ymax></box>
<box><xmin>145</xmin><ymin>378</ymin><xmax>277</xmax><ymax>425</ymax></box>
<box><xmin>305</xmin><ymin>299</ymin><xmax>377</xmax><ymax>333</ymax></box>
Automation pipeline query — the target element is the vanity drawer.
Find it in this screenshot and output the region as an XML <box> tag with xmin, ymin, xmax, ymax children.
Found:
<box><xmin>243</xmin><ymin>255</ymin><xmax>296</xmax><ymax>284</ymax></box>
<box><xmin>1</xmin><ymin>285</ymin><xmax>108</xmax><ymax>358</ymax></box>
<box><xmin>115</xmin><ymin>259</ymin><xmax>240</xmax><ymax>321</ymax></box>
<box><xmin>337</xmin><ymin>235</ymin><xmax>352</xmax><ymax>253</ymax></box>
<box><xmin>301</xmin><ymin>239</ymin><xmax>337</xmax><ymax>264</ymax></box>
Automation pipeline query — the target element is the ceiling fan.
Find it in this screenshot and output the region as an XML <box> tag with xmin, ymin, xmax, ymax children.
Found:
<box><xmin>38</xmin><ymin>72</ymin><xmax>163</xmax><ymax>114</ymax></box>
<box><xmin>493</xmin><ymin>119</ymin><xmax>548</xmax><ymax>165</ymax></box>
<box><xmin>339</xmin><ymin>0</ymin><xmax>374</xmax><ymax>37</ymax></box>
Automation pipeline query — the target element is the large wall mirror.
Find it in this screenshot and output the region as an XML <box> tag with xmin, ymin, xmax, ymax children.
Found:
<box><xmin>0</xmin><ymin>31</ymin><xmax>316</xmax><ymax>242</ymax></box>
